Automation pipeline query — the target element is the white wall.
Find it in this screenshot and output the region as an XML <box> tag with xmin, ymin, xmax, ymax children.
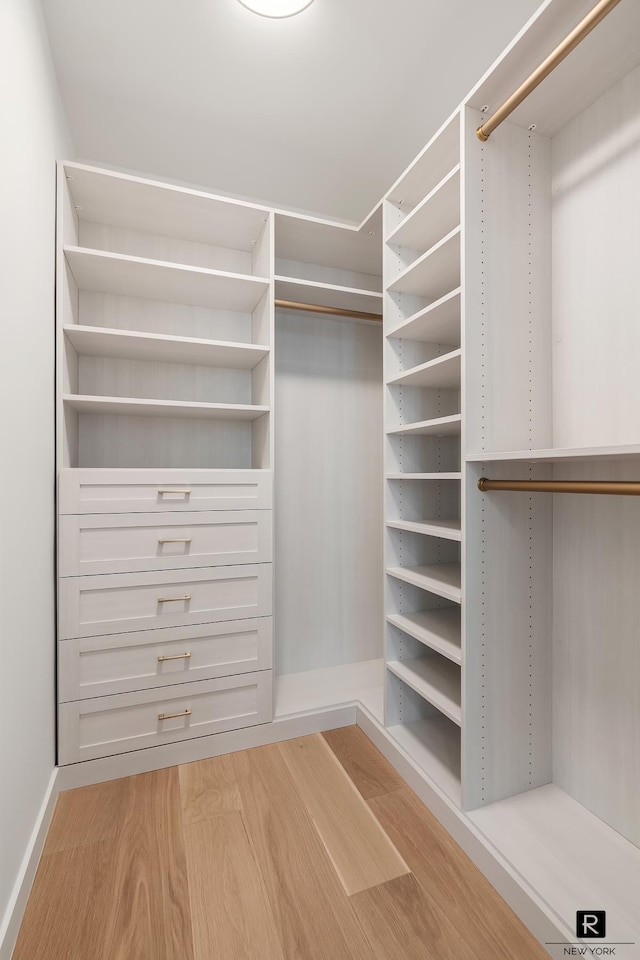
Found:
<box><xmin>275</xmin><ymin>310</ymin><xmax>383</xmax><ymax>675</ymax></box>
<box><xmin>0</xmin><ymin>0</ymin><xmax>71</xmax><ymax>949</ymax></box>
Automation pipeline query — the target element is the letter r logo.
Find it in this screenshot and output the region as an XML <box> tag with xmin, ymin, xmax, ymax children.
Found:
<box><xmin>576</xmin><ymin>911</ymin><xmax>606</xmax><ymax>939</ymax></box>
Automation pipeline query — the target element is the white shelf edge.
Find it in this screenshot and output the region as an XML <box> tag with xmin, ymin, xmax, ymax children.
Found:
<box><xmin>386</xmin><ymin>658</ymin><xmax>462</xmax><ymax>727</ymax></box>
<box><xmin>388</xmin><ymin>287</ymin><xmax>462</xmax><ymax>341</ymax></box>
<box><xmin>385</xmin><ymin>163</ymin><xmax>461</xmax><ymax>246</ymax></box>
<box><xmin>63</xmin><ymin>394</ymin><xmax>270</xmax><ymax>421</ymax></box>
<box><xmin>386</xmin><ymin>226</ymin><xmax>461</xmax><ymax>292</ymax></box>
<box><xmin>386</xmin><ymin>610</ymin><xmax>462</xmax><ymax>665</ymax></box>
<box><xmin>386</xmin><ymin>518</ymin><xmax>462</xmax><ymax>541</ymax></box>
<box><xmin>386</xmin><ymin>414</ymin><xmax>462</xmax><ymax>437</ymax></box>
<box><xmin>386</xmin><ymin>564</ymin><xmax>462</xmax><ymax>604</ymax></box>
<box><xmin>386</xmin><ymin>473</ymin><xmax>462</xmax><ymax>480</ymax></box>
<box><xmin>275</xmin><ymin>275</ymin><xmax>383</xmax><ymax>299</ymax></box>
<box><xmin>386</xmin><ymin>348</ymin><xmax>462</xmax><ymax>388</ymax></box>
<box><xmin>467</xmin><ymin>444</ymin><xmax>640</xmax><ymax>463</ymax></box>
<box><xmin>64</xmin><ymin>245</ymin><xmax>271</xmax><ymax>285</ymax></box>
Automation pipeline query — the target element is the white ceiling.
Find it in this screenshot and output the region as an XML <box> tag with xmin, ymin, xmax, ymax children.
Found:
<box><xmin>41</xmin><ymin>0</ymin><xmax>543</xmax><ymax>223</ymax></box>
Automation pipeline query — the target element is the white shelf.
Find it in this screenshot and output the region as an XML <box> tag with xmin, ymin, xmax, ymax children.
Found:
<box><xmin>387</xmin><ymin>349</ymin><xmax>461</xmax><ymax>389</ymax></box>
<box><xmin>386</xmin><ymin>473</ymin><xmax>462</xmax><ymax>481</ymax></box>
<box><xmin>469</xmin><ymin>784</ymin><xmax>640</xmax><ymax>947</ymax></box>
<box><xmin>387</xmin><ymin>227</ymin><xmax>460</xmax><ymax>299</ymax></box>
<box><xmin>387</xmin><ymin>657</ymin><xmax>461</xmax><ymax>726</ymax></box>
<box><xmin>64</xmin><ymin>247</ymin><xmax>270</xmax><ymax>312</ymax></box>
<box><xmin>387</xmin><ymin>717</ymin><xmax>461</xmax><ymax>806</ymax></box>
<box><xmin>275</xmin><ymin>275</ymin><xmax>382</xmax><ymax>317</ymax></box>
<box><xmin>388</xmin><ymin>288</ymin><xmax>461</xmax><ymax>346</ymax></box>
<box><xmin>467</xmin><ymin>443</ymin><xmax>640</xmax><ymax>463</ymax></box>
<box><xmin>64</xmin><ymin>162</ymin><xmax>269</xmax><ymax>251</ymax></box>
<box><xmin>387</xmin><ymin>609</ymin><xmax>462</xmax><ymax>665</ymax></box>
<box><xmin>387</xmin><ymin>414</ymin><xmax>461</xmax><ymax>437</ymax></box>
<box><xmin>386</xmin><ymin>113</ymin><xmax>460</xmax><ymax>211</ymax></box>
<box><xmin>386</xmin><ymin>564</ymin><xmax>462</xmax><ymax>604</ymax></box>
<box><xmin>63</xmin><ymin>325</ymin><xmax>269</xmax><ymax>370</ymax></box>
<box><xmin>63</xmin><ymin>395</ymin><xmax>269</xmax><ymax>421</ymax></box>
<box><xmin>275</xmin><ymin>658</ymin><xmax>384</xmax><ymax>723</ymax></box>
<box><xmin>386</xmin><ymin>165</ymin><xmax>460</xmax><ymax>251</ymax></box>
<box><xmin>386</xmin><ymin>518</ymin><xmax>461</xmax><ymax>541</ymax></box>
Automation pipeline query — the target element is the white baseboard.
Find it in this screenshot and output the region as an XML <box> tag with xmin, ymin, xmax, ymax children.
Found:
<box><xmin>0</xmin><ymin>770</ymin><xmax>60</xmax><ymax>960</ymax></box>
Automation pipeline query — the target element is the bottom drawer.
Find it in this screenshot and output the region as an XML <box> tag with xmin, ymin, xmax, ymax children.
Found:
<box><xmin>58</xmin><ymin>671</ymin><xmax>272</xmax><ymax>764</ymax></box>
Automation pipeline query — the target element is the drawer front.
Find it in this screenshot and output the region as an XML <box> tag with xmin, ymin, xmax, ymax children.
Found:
<box><xmin>59</xmin><ymin>511</ymin><xmax>272</xmax><ymax>576</ymax></box>
<box><xmin>58</xmin><ymin>618</ymin><xmax>273</xmax><ymax>701</ymax></box>
<box><xmin>59</xmin><ymin>565</ymin><xmax>273</xmax><ymax>639</ymax></box>
<box><xmin>58</xmin><ymin>671</ymin><xmax>273</xmax><ymax>764</ymax></box>
<box><xmin>59</xmin><ymin>469</ymin><xmax>273</xmax><ymax>514</ymax></box>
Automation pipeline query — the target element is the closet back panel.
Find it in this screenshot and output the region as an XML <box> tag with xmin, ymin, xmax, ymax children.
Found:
<box><xmin>552</xmin><ymin>63</ymin><xmax>640</xmax><ymax>448</ymax></box>
<box><xmin>275</xmin><ymin>309</ymin><xmax>383</xmax><ymax>674</ymax></box>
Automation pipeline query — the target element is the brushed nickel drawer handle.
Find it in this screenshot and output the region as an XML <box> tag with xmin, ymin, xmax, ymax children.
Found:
<box><xmin>158</xmin><ymin>489</ymin><xmax>191</xmax><ymax>495</ymax></box>
<box><xmin>158</xmin><ymin>652</ymin><xmax>192</xmax><ymax>662</ymax></box>
<box><xmin>158</xmin><ymin>538</ymin><xmax>192</xmax><ymax>545</ymax></box>
<box><xmin>158</xmin><ymin>595</ymin><xmax>192</xmax><ymax>604</ymax></box>
<box><xmin>158</xmin><ymin>709</ymin><xmax>192</xmax><ymax>721</ymax></box>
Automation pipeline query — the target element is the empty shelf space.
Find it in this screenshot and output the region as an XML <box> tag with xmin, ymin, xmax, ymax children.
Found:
<box><xmin>387</xmin><ymin>349</ymin><xmax>461</xmax><ymax>389</ymax></box>
<box><xmin>63</xmin><ymin>325</ymin><xmax>269</xmax><ymax>369</ymax></box>
<box><xmin>64</xmin><ymin>247</ymin><xmax>270</xmax><ymax>312</ymax></box>
<box><xmin>275</xmin><ymin>275</ymin><xmax>382</xmax><ymax>317</ymax></box>
<box><xmin>387</xmin><ymin>227</ymin><xmax>460</xmax><ymax>299</ymax></box>
<box><xmin>63</xmin><ymin>395</ymin><xmax>269</xmax><ymax>421</ymax></box>
<box><xmin>63</xmin><ymin>162</ymin><xmax>270</xmax><ymax>251</ymax></box>
<box><xmin>275</xmin><ymin>209</ymin><xmax>382</xmax><ymax>277</ymax></box>
<box><xmin>386</xmin><ymin>563</ymin><xmax>462</xmax><ymax>603</ymax></box>
<box><xmin>386</xmin><ymin>165</ymin><xmax>460</xmax><ymax>251</ymax></box>
<box><xmin>386</xmin><ymin>472</ymin><xmax>462</xmax><ymax>481</ymax></box>
<box><xmin>387</xmin><ymin>657</ymin><xmax>461</xmax><ymax>726</ymax></box>
<box><xmin>386</xmin><ymin>518</ymin><xmax>461</xmax><ymax>541</ymax></box>
<box><xmin>466</xmin><ymin>443</ymin><xmax>640</xmax><ymax>463</ymax></box>
<box><xmin>387</xmin><ymin>414</ymin><xmax>461</xmax><ymax>437</ymax></box>
<box><xmin>388</xmin><ymin>288</ymin><xmax>461</xmax><ymax>346</ymax></box>
<box><xmin>387</xmin><ymin>717</ymin><xmax>461</xmax><ymax>805</ymax></box>
<box><xmin>387</xmin><ymin>609</ymin><xmax>462</xmax><ymax>664</ymax></box>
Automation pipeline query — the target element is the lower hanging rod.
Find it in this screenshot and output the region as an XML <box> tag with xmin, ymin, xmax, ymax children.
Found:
<box><xmin>275</xmin><ymin>298</ymin><xmax>382</xmax><ymax>322</ymax></box>
<box><xmin>478</xmin><ymin>478</ymin><xmax>640</xmax><ymax>496</ymax></box>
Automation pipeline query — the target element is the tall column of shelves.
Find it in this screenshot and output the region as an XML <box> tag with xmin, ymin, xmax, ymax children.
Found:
<box><xmin>56</xmin><ymin>163</ymin><xmax>275</xmax><ymax>765</ymax></box>
<box><xmin>382</xmin><ymin>113</ymin><xmax>464</xmax><ymax>806</ymax></box>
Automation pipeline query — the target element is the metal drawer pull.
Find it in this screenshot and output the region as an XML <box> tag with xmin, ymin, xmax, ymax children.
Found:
<box><xmin>158</xmin><ymin>709</ymin><xmax>192</xmax><ymax>721</ymax></box>
<box><xmin>158</xmin><ymin>489</ymin><xmax>191</xmax><ymax>495</ymax></box>
<box><xmin>158</xmin><ymin>537</ymin><xmax>192</xmax><ymax>545</ymax></box>
<box><xmin>158</xmin><ymin>595</ymin><xmax>192</xmax><ymax>603</ymax></box>
<box><xmin>158</xmin><ymin>652</ymin><xmax>192</xmax><ymax>662</ymax></box>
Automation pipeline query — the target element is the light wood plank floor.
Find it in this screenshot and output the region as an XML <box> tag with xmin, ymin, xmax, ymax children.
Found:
<box><xmin>13</xmin><ymin>726</ymin><xmax>550</xmax><ymax>960</ymax></box>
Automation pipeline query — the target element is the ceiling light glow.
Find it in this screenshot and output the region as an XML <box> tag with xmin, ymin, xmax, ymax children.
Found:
<box><xmin>237</xmin><ymin>0</ymin><xmax>315</xmax><ymax>18</ymax></box>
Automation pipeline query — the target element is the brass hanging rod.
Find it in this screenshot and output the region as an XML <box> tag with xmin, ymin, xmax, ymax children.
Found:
<box><xmin>478</xmin><ymin>478</ymin><xmax>640</xmax><ymax>496</ymax></box>
<box><xmin>476</xmin><ymin>0</ymin><xmax>622</xmax><ymax>141</ymax></box>
<box><xmin>275</xmin><ymin>298</ymin><xmax>382</xmax><ymax>322</ymax></box>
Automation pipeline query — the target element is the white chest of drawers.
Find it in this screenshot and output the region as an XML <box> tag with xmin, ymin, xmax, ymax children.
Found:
<box><xmin>58</xmin><ymin>468</ymin><xmax>274</xmax><ymax>764</ymax></box>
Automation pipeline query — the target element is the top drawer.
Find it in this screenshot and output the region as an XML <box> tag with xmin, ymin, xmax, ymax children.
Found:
<box><xmin>59</xmin><ymin>469</ymin><xmax>272</xmax><ymax>514</ymax></box>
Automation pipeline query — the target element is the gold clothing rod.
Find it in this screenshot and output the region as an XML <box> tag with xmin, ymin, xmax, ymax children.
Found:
<box><xmin>275</xmin><ymin>299</ymin><xmax>382</xmax><ymax>322</ymax></box>
<box><xmin>478</xmin><ymin>477</ymin><xmax>640</xmax><ymax>496</ymax></box>
<box><xmin>476</xmin><ymin>0</ymin><xmax>622</xmax><ymax>141</ymax></box>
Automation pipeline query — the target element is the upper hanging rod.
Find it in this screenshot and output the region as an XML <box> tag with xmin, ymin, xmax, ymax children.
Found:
<box><xmin>476</xmin><ymin>0</ymin><xmax>622</xmax><ymax>141</ymax></box>
<box><xmin>275</xmin><ymin>298</ymin><xmax>382</xmax><ymax>322</ymax></box>
<box><xmin>478</xmin><ymin>477</ymin><xmax>640</xmax><ymax>496</ymax></box>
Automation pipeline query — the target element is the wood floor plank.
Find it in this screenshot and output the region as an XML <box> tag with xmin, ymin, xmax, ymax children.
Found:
<box><xmin>279</xmin><ymin>734</ymin><xmax>409</xmax><ymax>895</ymax></box>
<box><xmin>102</xmin><ymin>768</ymin><xmax>194</xmax><ymax>960</ymax></box>
<box><xmin>42</xmin><ymin>777</ymin><xmax>127</xmax><ymax>854</ymax></box>
<box><xmin>233</xmin><ymin>742</ymin><xmax>378</xmax><ymax>960</ymax></box>
<box><xmin>184</xmin><ymin>811</ymin><xmax>285</xmax><ymax>960</ymax></box>
<box><xmin>12</xmin><ymin>839</ymin><xmax>115</xmax><ymax>960</ymax></box>
<box><xmin>350</xmin><ymin>873</ymin><xmax>478</xmax><ymax>960</ymax></box>
<box><xmin>368</xmin><ymin>788</ymin><xmax>550</xmax><ymax>960</ymax></box>
<box><xmin>322</xmin><ymin>725</ymin><xmax>405</xmax><ymax>800</ymax></box>
<box><xmin>179</xmin><ymin>754</ymin><xmax>243</xmax><ymax>825</ymax></box>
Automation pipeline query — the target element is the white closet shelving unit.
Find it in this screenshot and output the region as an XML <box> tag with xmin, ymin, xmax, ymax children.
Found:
<box><xmin>383</xmin><ymin>111</ymin><xmax>464</xmax><ymax>805</ymax></box>
<box><xmin>56</xmin><ymin>163</ymin><xmax>275</xmax><ymax>764</ymax></box>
